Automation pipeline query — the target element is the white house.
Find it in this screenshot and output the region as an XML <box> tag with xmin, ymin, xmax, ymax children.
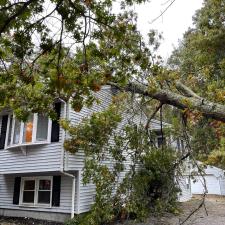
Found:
<box><xmin>0</xmin><ymin>85</ymin><xmax>191</xmax><ymax>222</ymax></box>
<box><xmin>191</xmin><ymin>164</ymin><xmax>225</xmax><ymax>196</ymax></box>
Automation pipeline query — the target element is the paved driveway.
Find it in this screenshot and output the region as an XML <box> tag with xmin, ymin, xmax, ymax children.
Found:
<box><xmin>174</xmin><ymin>196</ymin><xmax>225</xmax><ymax>225</ymax></box>
<box><xmin>119</xmin><ymin>196</ymin><xmax>225</xmax><ymax>225</ymax></box>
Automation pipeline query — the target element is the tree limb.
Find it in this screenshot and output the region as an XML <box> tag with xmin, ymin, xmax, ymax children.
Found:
<box><xmin>175</xmin><ymin>81</ymin><xmax>202</xmax><ymax>99</ymax></box>
<box><xmin>145</xmin><ymin>102</ymin><xmax>163</xmax><ymax>130</ymax></box>
<box><xmin>108</xmin><ymin>81</ymin><xmax>225</xmax><ymax>122</ymax></box>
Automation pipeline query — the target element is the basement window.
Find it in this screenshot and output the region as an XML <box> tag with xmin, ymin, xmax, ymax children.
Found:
<box><xmin>20</xmin><ymin>177</ymin><xmax>52</xmax><ymax>207</ymax></box>
<box><xmin>6</xmin><ymin>113</ymin><xmax>52</xmax><ymax>149</ymax></box>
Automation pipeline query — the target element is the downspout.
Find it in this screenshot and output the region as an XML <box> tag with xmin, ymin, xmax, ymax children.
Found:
<box><xmin>61</xmin><ymin>170</ymin><xmax>75</xmax><ymax>219</ymax></box>
<box><xmin>59</xmin><ymin>99</ymin><xmax>75</xmax><ymax>219</ymax></box>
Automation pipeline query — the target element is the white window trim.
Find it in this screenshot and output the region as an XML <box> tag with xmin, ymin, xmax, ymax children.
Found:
<box><xmin>19</xmin><ymin>176</ymin><xmax>53</xmax><ymax>208</ymax></box>
<box><xmin>5</xmin><ymin>113</ymin><xmax>52</xmax><ymax>150</ymax></box>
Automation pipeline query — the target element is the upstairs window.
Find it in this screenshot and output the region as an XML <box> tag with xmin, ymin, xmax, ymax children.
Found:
<box><xmin>6</xmin><ymin>113</ymin><xmax>52</xmax><ymax>148</ymax></box>
<box><xmin>0</xmin><ymin>102</ymin><xmax>61</xmax><ymax>149</ymax></box>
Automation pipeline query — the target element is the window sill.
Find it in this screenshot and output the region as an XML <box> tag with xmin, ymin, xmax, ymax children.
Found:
<box><xmin>6</xmin><ymin>142</ymin><xmax>50</xmax><ymax>150</ymax></box>
<box><xmin>19</xmin><ymin>203</ymin><xmax>51</xmax><ymax>209</ymax></box>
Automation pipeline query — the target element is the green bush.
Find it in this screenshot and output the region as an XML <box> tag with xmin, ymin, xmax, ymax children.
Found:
<box><xmin>123</xmin><ymin>147</ymin><xmax>180</xmax><ymax>219</ymax></box>
<box><xmin>64</xmin><ymin>215</ymin><xmax>87</xmax><ymax>225</ymax></box>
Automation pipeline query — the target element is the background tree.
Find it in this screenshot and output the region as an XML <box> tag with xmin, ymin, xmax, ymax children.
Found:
<box><xmin>168</xmin><ymin>0</ymin><xmax>225</xmax><ymax>164</ymax></box>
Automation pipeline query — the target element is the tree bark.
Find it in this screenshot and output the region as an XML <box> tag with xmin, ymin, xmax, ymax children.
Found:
<box><xmin>109</xmin><ymin>82</ymin><xmax>225</xmax><ymax>122</ymax></box>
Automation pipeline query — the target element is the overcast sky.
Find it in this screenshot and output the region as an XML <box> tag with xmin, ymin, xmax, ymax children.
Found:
<box><xmin>134</xmin><ymin>0</ymin><xmax>204</xmax><ymax>60</ymax></box>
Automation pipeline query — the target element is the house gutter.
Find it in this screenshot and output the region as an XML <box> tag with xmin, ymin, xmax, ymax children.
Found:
<box><xmin>59</xmin><ymin>99</ymin><xmax>75</xmax><ymax>219</ymax></box>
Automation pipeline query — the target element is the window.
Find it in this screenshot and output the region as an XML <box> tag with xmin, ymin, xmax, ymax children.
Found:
<box><xmin>7</xmin><ymin>115</ymin><xmax>13</xmax><ymax>145</ymax></box>
<box><xmin>186</xmin><ymin>177</ymin><xmax>190</xmax><ymax>189</ymax></box>
<box><xmin>38</xmin><ymin>179</ymin><xmax>51</xmax><ymax>204</ymax></box>
<box><xmin>20</xmin><ymin>177</ymin><xmax>52</xmax><ymax>207</ymax></box>
<box><xmin>156</xmin><ymin>135</ymin><xmax>166</xmax><ymax>148</ymax></box>
<box><xmin>23</xmin><ymin>180</ymin><xmax>35</xmax><ymax>203</ymax></box>
<box><xmin>22</xmin><ymin>115</ymin><xmax>34</xmax><ymax>143</ymax></box>
<box><xmin>13</xmin><ymin>118</ymin><xmax>21</xmax><ymax>144</ymax></box>
<box><xmin>157</xmin><ymin>136</ymin><xmax>164</xmax><ymax>147</ymax></box>
<box><xmin>36</xmin><ymin>114</ymin><xmax>49</xmax><ymax>141</ymax></box>
<box><xmin>6</xmin><ymin>113</ymin><xmax>52</xmax><ymax>148</ymax></box>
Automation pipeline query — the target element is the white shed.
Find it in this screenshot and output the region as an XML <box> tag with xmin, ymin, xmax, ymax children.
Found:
<box><xmin>191</xmin><ymin>165</ymin><xmax>225</xmax><ymax>196</ymax></box>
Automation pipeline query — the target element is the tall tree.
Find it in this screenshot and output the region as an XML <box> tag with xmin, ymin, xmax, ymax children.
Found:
<box><xmin>168</xmin><ymin>0</ymin><xmax>225</xmax><ymax>162</ymax></box>
<box><xmin>169</xmin><ymin>0</ymin><xmax>225</xmax><ymax>102</ymax></box>
<box><xmin>0</xmin><ymin>0</ymin><xmax>224</xmax><ymax>122</ymax></box>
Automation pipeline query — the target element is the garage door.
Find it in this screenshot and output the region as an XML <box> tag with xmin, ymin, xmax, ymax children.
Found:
<box><xmin>206</xmin><ymin>176</ymin><xmax>220</xmax><ymax>194</ymax></box>
<box><xmin>191</xmin><ymin>175</ymin><xmax>221</xmax><ymax>195</ymax></box>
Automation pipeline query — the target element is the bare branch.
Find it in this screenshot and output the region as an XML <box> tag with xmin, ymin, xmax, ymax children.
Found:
<box><xmin>57</xmin><ymin>18</ymin><xmax>64</xmax><ymax>75</ymax></box>
<box><xmin>25</xmin><ymin>1</ymin><xmax>63</xmax><ymax>31</ymax></box>
<box><xmin>145</xmin><ymin>102</ymin><xmax>163</xmax><ymax>130</ymax></box>
<box><xmin>149</xmin><ymin>0</ymin><xmax>176</xmax><ymax>24</ymax></box>
<box><xmin>178</xmin><ymin>117</ymin><xmax>208</xmax><ymax>225</ymax></box>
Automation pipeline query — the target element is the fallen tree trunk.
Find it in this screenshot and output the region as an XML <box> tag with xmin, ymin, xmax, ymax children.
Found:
<box><xmin>109</xmin><ymin>81</ymin><xmax>225</xmax><ymax>123</ymax></box>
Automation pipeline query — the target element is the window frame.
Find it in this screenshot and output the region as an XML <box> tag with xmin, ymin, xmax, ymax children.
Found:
<box><xmin>19</xmin><ymin>176</ymin><xmax>53</xmax><ymax>208</ymax></box>
<box><xmin>5</xmin><ymin>113</ymin><xmax>52</xmax><ymax>149</ymax></box>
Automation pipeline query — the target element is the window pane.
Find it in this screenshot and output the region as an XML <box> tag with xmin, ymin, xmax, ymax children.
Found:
<box><xmin>7</xmin><ymin>116</ymin><xmax>13</xmax><ymax>145</ymax></box>
<box><xmin>38</xmin><ymin>191</ymin><xmax>50</xmax><ymax>204</ymax></box>
<box><xmin>13</xmin><ymin>119</ymin><xmax>21</xmax><ymax>144</ymax></box>
<box><xmin>39</xmin><ymin>180</ymin><xmax>51</xmax><ymax>190</ymax></box>
<box><xmin>157</xmin><ymin>136</ymin><xmax>164</xmax><ymax>147</ymax></box>
<box><xmin>36</xmin><ymin>114</ymin><xmax>48</xmax><ymax>141</ymax></box>
<box><xmin>24</xmin><ymin>180</ymin><xmax>35</xmax><ymax>190</ymax></box>
<box><xmin>23</xmin><ymin>191</ymin><xmax>35</xmax><ymax>203</ymax></box>
<box><xmin>23</xmin><ymin>115</ymin><xmax>33</xmax><ymax>143</ymax></box>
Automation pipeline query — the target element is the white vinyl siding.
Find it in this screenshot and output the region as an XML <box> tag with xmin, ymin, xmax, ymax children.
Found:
<box><xmin>0</xmin><ymin>174</ymin><xmax>77</xmax><ymax>214</ymax></box>
<box><xmin>65</xmin><ymin>86</ymin><xmax>164</xmax><ymax>212</ymax></box>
